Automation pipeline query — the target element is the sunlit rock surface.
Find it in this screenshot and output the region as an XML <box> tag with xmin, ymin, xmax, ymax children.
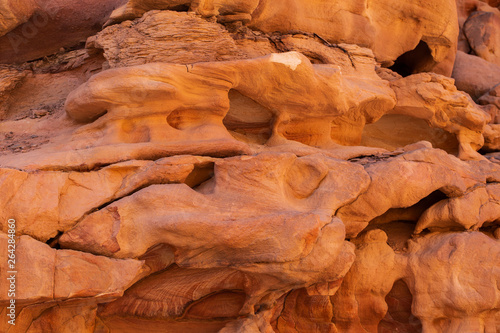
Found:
<box><xmin>0</xmin><ymin>0</ymin><xmax>499</xmax><ymax>332</ymax></box>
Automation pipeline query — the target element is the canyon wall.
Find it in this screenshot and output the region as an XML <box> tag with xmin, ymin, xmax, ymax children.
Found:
<box><xmin>0</xmin><ymin>0</ymin><xmax>499</xmax><ymax>332</ymax></box>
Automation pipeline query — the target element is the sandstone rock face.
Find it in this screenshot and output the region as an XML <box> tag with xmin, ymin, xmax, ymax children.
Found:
<box><xmin>464</xmin><ymin>10</ymin><xmax>500</xmax><ymax>66</ymax></box>
<box><xmin>0</xmin><ymin>156</ymin><xmax>214</xmax><ymax>241</ymax></box>
<box><xmin>336</xmin><ymin>148</ymin><xmax>500</xmax><ymax>236</ymax></box>
<box><xmin>252</xmin><ymin>0</ymin><xmax>459</xmax><ymax>76</ymax></box>
<box><xmin>405</xmin><ymin>232</ymin><xmax>500</xmax><ymax>332</ymax></box>
<box><xmin>0</xmin><ymin>66</ymin><xmax>28</xmax><ymax>118</ymax></box>
<box><xmin>0</xmin><ymin>0</ymin><xmax>37</xmax><ymax>37</ymax></box>
<box><xmin>0</xmin><ymin>0</ymin><xmax>124</xmax><ymax>64</ymax></box>
<box><xmin>452</xmin><ymin>50</ymin><xmax>500</xmax><ymax>99</ymax></box>
<box><xmin>88</xmin><ymin>10</ymin><xmax>249</xmax><ymax>68</ymax></box>
<box><xmin>106</xmin><ymin>0</ymin><xmax>459</xmax><ymax>75</ymax></box>
<box><xmin>107</xmin><ymin>0</ymin><xmax>259</xmax><ymax>26</ymax></box>
<box><xmin>454</xmin><ymin>0</ymin><xmax>500</xmax><ymax>126</ymax></box>
<box><xmin>389</xmin><ymin>73</ymin><xmax>489</xmax><ymax>160</ymax></box>
<box><xmin>331</xmin><ymin>230</ymin><xmax>403</xmax><ymax>332</ymax></box>
<box><xmin>415</xmin><ymin>183</ymin><xmax>500</xmax><ymax>232</ymax></box>
<box><xmin>0</xmin><ymin>234</ymin><xmax>148</xmax><ymax>332</ymax></box>
<box><xmin>0</xmin><ymin>1</ymin><xmax>500</xmax><ymax>332</ymax></box>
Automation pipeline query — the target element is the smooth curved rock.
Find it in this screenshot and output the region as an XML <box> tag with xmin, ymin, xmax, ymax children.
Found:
<box><xmin>0</xmin><ymin>51</ymin><xmax>396</xmax><ymax>171</ymax></box>
<box><xmin>0</xmin><ymin>234</ymin><xmax>147</xmax><ymax>304</ymax></box>
<box><xmin>60</xmin><ymin>152</ymin><xmax>369</xmax><ymax>259</ymax></box>
<box><xmin>415</xmin><ymin>183</ymin><xmax>500</xmax><ymax>232</ymax></box>
<box><xmin>331</xmin><ymin>230</ymin><xmax>405</xmax><ymax>332</ymax></box>
<box><xmin>65</xmin><ymin>52</ymin><xmax>395</xmax><ymax>148</ymax></box>
<box><xmin>452</xmin><ymin>50</ymin><xmax>500</xmax><ymax>99</ymax></box>
<box><xmin>0</xmin><ymin>156</ymin><xmax>213</xmax><ymax>241</ymax></box>
<box><xmin>56</xmin><ymin>152</ymin><xmax>366</xmax><ymax>330</ymax></box>
<box><xmin>464</xmin><ymin>10</ymin><xmax>500</xmax><ymax>66</ymax></box>
<box><xmin>1</xmin><ymin>1</ymin><xmax>500</xmax><ymax>330</ymax></box>
<box><xmin>5</xmin><ymin>49</ymin><xmax>491</xmax><ymax>175</ymax></box>
<box><xmin>405</xmin><ymin>232</ymin><xmax>500</xmax><ymax>333</ymax></box>
<box><xmin>336</xmin><ymin>148</ymin><xmax>498</xmax><ymax>237</ymax></box>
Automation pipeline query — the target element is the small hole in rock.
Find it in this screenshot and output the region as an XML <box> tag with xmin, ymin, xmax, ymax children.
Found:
<box><xmin>223</xmin><ymin>90</ymin><xmax>273</xmax><ymax>145</ymax></box>
<box><xmin>379</xmin><ymin>279</ymin><xmax>422</xmax><ymax>332</ymax></box>
<box><xmin>185</xmin><ymin>163</ymin><xmax>215</xmax><ymax>188</ymax></box>
<box><xmin>46</xmin><ymin>231</ymin><xmax>63</xmax><ymax>249</ymax></box>
<box><xmin>388</xmin><ymin>41</ymin><xmax>435</xmax><ymax>77</ymax></box>
<box><xmin>169</xmin><ymin>4</ymin><xmax>190</xmax><ymax>11</ymax></box>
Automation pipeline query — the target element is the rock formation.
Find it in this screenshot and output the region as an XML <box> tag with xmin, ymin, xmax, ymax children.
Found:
<box><xmin>0</xmin><ymin>0</ymin><xmax>124</xmax><ymax>63</ymax></box>
<box><xmin>0</xmin><ymin>0</ymin><xmax>499</xmax><ymax>332</ymax></box>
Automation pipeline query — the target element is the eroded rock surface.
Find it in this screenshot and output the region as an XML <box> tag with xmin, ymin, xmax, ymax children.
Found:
<box><xmin>0</xmin><ymin>0</ymin><xmax>37</xmax><ymax>38</ymax></box>
<box><xmin>389</xmin><ymin>73</ymin><xmax>489</xmax><ymax>160</ymax></box>
<box><xmin>106</xmin><ymin>0</ymin><xmax>459</xmax><ymax>75</ymax></box>
<box><xmin>0</xmin><ymin>0</ymin><xmax>499</xmax><ymax>332</ymax></box>
<box><xmin>405</xmin><ymin>232</ymin><xmax>500</xmax><ymax>332</ymax></box>
<box><xmin>0</xmin><ymin>156</ymin><xmax>214</xmax><ymax>241</ymax></box>
<box><xmin>88</xmin><ymin>10</ymin><xmax>248</xmax><ymax>68</ymax></box>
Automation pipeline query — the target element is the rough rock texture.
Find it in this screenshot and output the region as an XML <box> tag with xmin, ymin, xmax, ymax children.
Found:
<box><xmin>106</xmin><ymin>0</ymin><xmax>260</xmax><ymax>26</ymax></box>
<box><xmin>389</xmin><ymin>73</ymin><xmax>489</xmax><ymax>160</ymax></box>
<box><xmin>1</xmin><ymin>1</ymin><xmax>500</xmax><ymax>332</ymax></box>
<box><xmin>0</xmin><ymin>66</ymin><xmax>28</xmax><ymax>118</ymax></box>
<box><xmin>87</xmin><ymin>10</ymin><xmax>250</xmax><ymax>68</ymax></box>
<box><xmin>106</xmin><ymin>0</ymin><xmax>459</xmax><ymax>75</ymax></box>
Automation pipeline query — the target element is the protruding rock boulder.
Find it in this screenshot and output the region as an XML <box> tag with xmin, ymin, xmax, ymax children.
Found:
<box><xmin>337</xmin><ymin>148</ymin><xmax>496</xmax><ymax>237</ymax></box>
<box><xmin>0</xmin><ymin>234</ymin><xmax>147</xmax><ymax>304</ymax></box>
<box><xmin>415</xmin><ymin>183</ymin><xmax>500</xmax><ymax>232</ymax></box>
<box><xmin>464</xmin><ymin>10</ymin><xmax>500</xmax><ymax>66</ymax></box>
<box><xmin>452</xmin><ymin>50</ymin><xmax>500</xmax><ymax>99</ymax></box>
